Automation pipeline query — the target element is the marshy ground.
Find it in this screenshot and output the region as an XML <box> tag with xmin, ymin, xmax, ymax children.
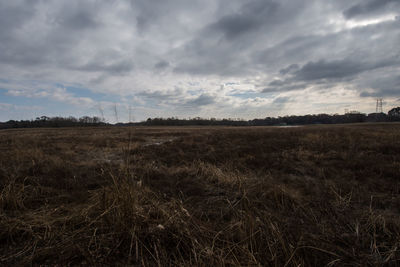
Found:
<box><xmin>0</xmin><ymin>124</ymin><xmax>399</xmax><ymax>265</ymax></box>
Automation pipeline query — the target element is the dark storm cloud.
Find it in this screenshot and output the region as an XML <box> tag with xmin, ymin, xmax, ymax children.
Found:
<box><xmin>344</xmin><ymin>0</ymin><xmax>400</xmax><ymax>19</ymax></box>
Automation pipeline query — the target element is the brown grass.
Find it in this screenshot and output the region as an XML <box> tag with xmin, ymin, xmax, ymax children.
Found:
<box><xmin>0</xmin><ymin>124</ymin><xmax>399</xmax><ymax>265</ymax></box>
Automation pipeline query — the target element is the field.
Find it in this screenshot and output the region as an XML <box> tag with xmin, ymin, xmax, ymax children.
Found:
<box><xmin>0</xmin><ymin>124</ymin><xmax>399</xmax><ymax>266</ymax></box>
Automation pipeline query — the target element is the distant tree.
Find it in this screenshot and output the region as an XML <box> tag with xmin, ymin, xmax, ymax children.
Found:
<box><xmin>92</xmin><ymin>116</ymin><xmax>102</xmax><ymax>124</ymax></box>
<box><xmin>388</xmin><ymin>107</ymin><xmax>400</xmax><ymax>117</ymax></box>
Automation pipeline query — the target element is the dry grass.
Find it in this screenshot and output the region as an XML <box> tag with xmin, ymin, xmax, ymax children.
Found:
<box><xmin>0</xmin><ymin>124</ymin><xmax>399</xmax><ymax>266</ymax></box>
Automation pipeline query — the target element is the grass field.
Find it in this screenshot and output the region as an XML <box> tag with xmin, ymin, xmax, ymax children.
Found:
<box><xmin>0</xmin><ymin>124</ymin><xmax>399</xmax><ymax>265</ymax></box>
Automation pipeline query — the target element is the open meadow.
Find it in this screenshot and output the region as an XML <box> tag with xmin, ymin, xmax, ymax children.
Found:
<box><xmin>0</xmin><ymin>124</ymin><xmax>399</xmax><ymax>266</ymax></box>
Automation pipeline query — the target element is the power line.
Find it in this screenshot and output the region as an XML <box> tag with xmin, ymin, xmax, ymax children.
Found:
<box><xmin>376</xmin><ymin>98</ymin><xmax>383</xmax><ymax>113</ymax></box>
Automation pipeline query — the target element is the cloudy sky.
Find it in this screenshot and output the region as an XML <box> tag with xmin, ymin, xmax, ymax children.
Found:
<box><xmin>0</xmin><ymin>0</ymin><xmax>399</xmax><ymax>122</ymax></box>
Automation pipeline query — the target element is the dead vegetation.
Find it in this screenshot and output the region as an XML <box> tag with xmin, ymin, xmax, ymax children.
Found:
<box><xmin>0</xmin><ymin>124</ymin><xmax>399</xmax><ymax>265</ymax></box>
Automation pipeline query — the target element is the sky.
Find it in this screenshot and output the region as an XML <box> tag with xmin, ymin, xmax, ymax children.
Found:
<box><xmin>0</xmin><ymin>0</ymin><xmax>399</xmax><ymax>122</ymax></box>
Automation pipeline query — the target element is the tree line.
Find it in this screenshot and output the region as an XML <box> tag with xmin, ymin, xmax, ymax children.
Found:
<box><xmin>1</xmin><ymin>107</ymin><xmax>400</xmax><ymax>129</ymax></box>
<box><xmin>139</xmin><ymin>107</ymin><xmax>400</xmax><ymax>126</ymax></box>
<box><xmin>0</xmin><ymin>116</ymin><xmax>106</xmax><ymax>129</ymax></box>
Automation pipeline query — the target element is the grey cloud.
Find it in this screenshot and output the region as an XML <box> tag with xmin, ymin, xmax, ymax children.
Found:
<box><xmin>201</xmin><ymin>10</ymin><xmax>400</xmax><ymax>95</ymax></box>
<box><xmin>360</xmin><ymin>90</ymin><xmax>398</xmax><ymax>97</ymax></box>
<box><xmin>262</xmin><ymin>58</ymin><xmax>371</xmax><ymax>93</ymax></box>
<box><xmin>172</xmin><ymin>0</ymin><xmax>300</xmax><ymax>76</ymax></box>
<box><xmin>211</xmin><ymin>15</ymin><xmax>260</xmax><ymax>39</ymax></box>
<box><xmin>173</xmin><ymin>57</ymin><xmax>246</xmax><ymax>77</ymax></box>
<box><xmin>154</xmin><ymin>60</ymin><xmax>170</xmax><ymax>70</ymax></box>
<box><xmin>360</xmin><ymin>74</ymin><xmax>400</xmax><ymax>97</ymax></box>
<box><xmin>0</xmin><ymin>1</ymin><xmax>108</xmax><ymax>69</ymax></box>
<box><xmin>294</xmin><ymin>59</ymin><xmax>366</xmax><ymax>81</ymax></box>
<box><xmin>253</xmin><ymin>34</ymin><xmax>337</xmax><ymax>71</ymax></box>
<box><xmin>0</xmin><ymin>46</ymin><xmax>47</xmax><ymax>66</ymax></box>
<box><xmin>0</xmin><ymin>1</ymin><xmax>39</xmax><ymax>65</ymax></box>
<box><xmin>131</xmin><ymin>0</ymin><xmax>208</xmax><ymax>33</ymax></box>
<box><xmin>0</xmin><ymin>1</ymin><xmax>37</xmax><ymax>38</ymax></box>
<box><xmin>78</xmin><ymin>59</ymin><xmax>134</xmax><ymax>74</ymax></box>
<box><xmin>185</xmin><ymin>94</ymin><xmax>215</xmax><ymax>106</ymax></box>
<box><xmin>1</xmin><ymin>0</ymin><xmax>400</xmax><ymax>120</ymax></box>
<box><xmin>207</xmin><ymin>0</ymin><xmax>278</xmax><ymax>40</ymax></box>
<box><xmin>279</xmin><ymin>64</ymin><xmax>299</xmax><ymax>75</ymax></box>
<box><xmin>294</xmin><ymin>57</ymin><xmax>399</xmax><ymax>81</ymax></box>
<box><xmin>209</xmin><ymin>0</ymin><xmax>278</xmax><ymax>39</ymax></box>
<box><xmin>262</xmin><ymin>82</ymin><xmax>306</xmax><ymax>93</ymax></box>
<box><xmin>144</xmin><ymin>0</ymin><xmax>397</xmax><ymax>80</ymax></box>
<box><xmin>52</xmin><ymin>2</ymin><xmax>108</xmax><ymax>31</ymax></box>
<box><xmin>133</xmin><ymin>0</ymin><xmax>173</xmax><ymax>32</ymax></box>
<box><xmin>132</xmin><ymin>0</ymin><xmax>177</xmax><ymax>30</ymax></box>
<box><xmin>138</xmin><ymin>89</ymin><xmax>215</xmax><ymax>109</ymax></box>
<box><xmin>0</xmin><ymin>1</ymin><xmax>139</xmax><ymax>78</ymax></box>
<box><xmin>138</xmin><ymin>87</ymin><xmax>183</xmax><ymax>101</ymax></box>
<box><xmin>263</xmin><ymin>53</ymin><xmax>400</xmax><ymax>93</ymax></box>
<box><xmin>273</xmin><ymin>96</ymin><xmax>290</xmax><ymax>104</ymax></box>
<box><xmin>343</xmin><ymin>0</ymin><xmax>400</xmax><ymax>19</ymax></box>
<box><xmin>56</xmin><ymin>10</ymin><xmax>99</xmax><ymax>30</ymax></box>
<box><xmin>268</xmin><ymin>80</ymin><xmax>286</xmax><ymax>86</ymax></box>
<box><xmin>254</xmin><ymin>16</ymin><xmax>400</xmax><ymax>74</ymax></box>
